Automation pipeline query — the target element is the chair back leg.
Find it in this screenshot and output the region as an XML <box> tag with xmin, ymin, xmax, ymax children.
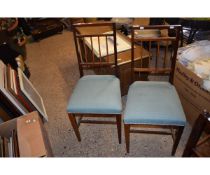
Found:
<box><xmin>124</xmin><ymin>124</ymin><xmax>130</xmax><ymax>153</ymax></box>
<box><xmin>116</xmin><ymin>115</ymin><xmax>122</xmax><ymax>144</ymax></box>
<box><xmin>171</xmin><ymin>126</ymin><xmax>184</xmax><ymax>155</ymax></box>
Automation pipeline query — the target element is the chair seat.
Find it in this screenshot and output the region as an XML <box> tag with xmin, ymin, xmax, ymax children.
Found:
<box><xmin>67</xmin><ymin>75</ymin><xmax>122</xmax><ymax>114</ymax></box>
<box><xmin>124</xmin><ymin>81</ymin><xmax>186</xmax><ymax>126</ymax></box>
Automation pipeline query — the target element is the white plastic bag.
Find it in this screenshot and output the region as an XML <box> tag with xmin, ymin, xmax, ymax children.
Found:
<box><xmin>178</xmin><ymin>40</ymin><xmax>210</xmax><ymax>66</ymax></box>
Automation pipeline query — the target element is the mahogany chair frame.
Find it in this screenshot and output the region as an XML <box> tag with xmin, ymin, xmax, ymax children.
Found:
<box><xmin>69</xmin><ymin>22</ymin><xmax>121</xmax><ymax>143</ymax></box>
<box><xmin>183</xmin><ymin>110</ymin><xmax>210</xmax><ymax>157</ymax></box>
<box><xmin>124</xmin><ymin>25</ymin><xmax>184</xmax><ymax>155</ymax></box>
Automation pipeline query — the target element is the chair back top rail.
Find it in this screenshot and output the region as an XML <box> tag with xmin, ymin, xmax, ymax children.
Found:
<box><xmin>134</xmin><ymin>37</ymin><xmax>176</xmax><ymax>42</ymax></box>
<box><xmin>131</xmin><ymin>25</ymin><xmax>181</xmax><ymax>83</ymax></box>
<box><xmin>76</xmin><ymin>33</ymin><xmax>114</xmax><ymax>38</ymax></box>
<box><xmin>73</xmin><ymin>22</ymin><xmax>114</xmax><ymax>28</ymax></box>
<box><xmin>132</xmin><ymin>25</ymin><xmax>181</xmax><ymax>30</ymax></box>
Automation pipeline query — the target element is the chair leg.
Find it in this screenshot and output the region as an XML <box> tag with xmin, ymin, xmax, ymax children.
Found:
<box><xmin>183</xmin><ymin>113</ymin><xmax>208</xmax><ymax>157</ymax></box>
<box><xmin>124</xmin><ymin>124</ymin><xmax>130</xmax><ymax>153</ymax></box>
<box><xmin>116</xmin><ymin>115</ymin><xmax>121</xmax><ymax>144</ymax></box>
<box><xmin>171</xmin><ymin>126</ymin><xmax>184</xmax><ymax>156</ymax></box>
<box><xmin>68</xmin><ymin>113</ymin><xmax>81</xmax><ymax>142</ymax></box>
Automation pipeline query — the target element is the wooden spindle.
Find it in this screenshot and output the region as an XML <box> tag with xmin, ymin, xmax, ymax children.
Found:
<box><xmin>106</xmin><ymin>36</ymin><xmax>109</xmax><ymax>63</ymax></box>
<box><xmin>83</xmin><ymin>37</ymin><xmax>88</xmax><ymax>63</ymax></box>
<box><xmin>149</xmin><ymin>41</ymin><xmax>151</xmax><ymax>65</ymax></box>
<box><xmin>140</xmin><ymin>41</ymin><xmax>143</xmax><ymax>68</ymax></box>
<box><xmin>164</xmin><ymin>41</ymin><xmax>169</xmax><ymax>68</ymax></box>
<box><xmin>98</xmin><ymin>36</ymin><xmax>102</xmax><ymax>62</ymax></box>
<box><xmin>90</xmin><ymin>37</ymin><xmax>94</xmax><ymax>63</ymax></box>
<box><xmin>170</xmin><ymin>41</ymin><xmax>173</xmax><ymax>61</ymax></box>
<box><xmin>156</xmin><ymin>41</ymin><xmax>160</xmax><ymax>68</ymax></box>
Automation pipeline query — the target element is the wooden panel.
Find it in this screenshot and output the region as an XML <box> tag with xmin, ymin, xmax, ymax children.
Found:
<box><xmin>17</xmin><ymin>111</ymin><xmax>47</xmax><ymax>157</ymax></box>
<box><xmin>0</xmin><ymin>117</ymin><xmax>17</xmax><ymax>137</ymax></box>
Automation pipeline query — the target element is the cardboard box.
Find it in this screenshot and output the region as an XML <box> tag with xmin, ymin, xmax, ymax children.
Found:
<box><xmin>173</xmin><ymin>61</ymin><xmax>210</xmax><ymax>125</ymax></box>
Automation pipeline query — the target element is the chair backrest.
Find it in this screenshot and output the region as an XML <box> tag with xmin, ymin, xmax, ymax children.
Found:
<box><xmin>131</xmin><ymin>25</ymin><xmax>181</xmax><ymax>84</ymax></box>
<box><xmin>73</xmin><ymin>22</ymin><xmax>119</xmax><ymax>77</ymax></box>
<box><xmin>183</xmin><ymin>110</ymin><xmax>210</xmax><ymax>157</ymax></box>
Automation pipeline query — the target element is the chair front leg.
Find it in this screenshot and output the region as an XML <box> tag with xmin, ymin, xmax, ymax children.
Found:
<box><xmin>116</xmin><ymin>115</ymin><xmax>122</xmax><ymax>144</ymax></box>
<box><xmin>171</xmin><ymin>126</ymin><xmax>184</xmax><ymax>156</ymax></box>
<box><xmin>124</xmin><ymin>124</ymin><xmax>130</xmax><ymax>153</ymax></box>
<box><xmin>68</xmin><ymin>113</ymin><xmax>81</xmax><ymax>142</ymax></box>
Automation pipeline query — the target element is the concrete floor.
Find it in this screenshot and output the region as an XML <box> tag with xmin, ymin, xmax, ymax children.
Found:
<box><xmin>25</xmin><ymin>31</ymin><xmax>191</xmax><ymax>157</ymax></box>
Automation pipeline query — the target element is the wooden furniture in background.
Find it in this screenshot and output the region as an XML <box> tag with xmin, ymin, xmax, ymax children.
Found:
<box><xmin>69</xmin><ymin>18</ymin><xmax>85</xmax><ymax>30</ymax></box>
<box><xmin>0</xmin><ymin>111</ymin><xmax>52</xmax><ymax>157</ymax></box>
<box><xmin>124</xmin><ymin>25</ymin><xmax>186</xmax><ymax>155</ymax></box>
<box><xmin>76</xmin><ymin>22</ymin><xmax>150</xmax><ymax>95</ymax></box>
<box><xmin>132</xmin><ymin>18</ymin><xmax>150</xmax><ymax>26</ymax></box>
<box><xmin>183</xmin><ymin>110</ymin><xmax>210</xmax><ymax>157</ymax></box>
<box><xmin>180</xmin><ymin>18</ymin><xmax>210</xmax><ymax>44</ymax></box>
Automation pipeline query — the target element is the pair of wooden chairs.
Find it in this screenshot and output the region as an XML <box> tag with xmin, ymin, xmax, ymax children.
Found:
<box><xmin>67</xmin><ymin>22</ymin><xmax>186</xmax><ymax>155</ymax></box>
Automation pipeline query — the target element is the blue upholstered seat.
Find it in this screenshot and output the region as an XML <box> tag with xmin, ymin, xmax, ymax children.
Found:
<box><xmin>124</xmin><ymin>81</ymin><xmax>186</xmax><ymax>126</ymax></box>
<box><xmin>67</xmin><ymin>75</ymin><xmax>122</xmax><ymax>114</ymax></box>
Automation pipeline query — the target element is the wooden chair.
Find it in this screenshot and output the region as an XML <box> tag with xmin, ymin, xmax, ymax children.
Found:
<box><xmin>67</xmin><ymin>22</ymin><xmax>122</xmax><ymax>144</ymax></box>
<box><xmin>124</xmin><ymin>25</ymin><xmax>186</xmax><ymax>155</ymax></box>
<box><xmin>183</xmin><ymin>110</ymin><xmax>210</xmax><ymax>157</ymax></box>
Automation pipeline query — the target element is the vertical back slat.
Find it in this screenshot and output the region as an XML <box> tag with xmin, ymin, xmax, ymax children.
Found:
<box><xmin>148</xmin><ymin>41</ymin><xmax>151</xmax><ymax>65</ymax></box>
<box><xmin>106</xmin><ymin>36</ymin><xmax>109</xmax><ymax>63</ymax></box>
<box><xmin>83</xmin><ymin>37</ymin><xmax>88</xmax><ymax>63</ymax></box>
<box><xmin>90</xmin><ymin>37</ymin><xmax>95</xmax><ymax>63</ymax></box>
<box><xmin>98</xmin><ymin>36</ymin><xmax>102</xmax><ymax>62</ymax></box>
<box><xmin>140</xmin><ymin>41</ymin><xmax>143</xmax><ymax>68</ymax></box>
<box><xmin>155</xmin><ymin>41</ymin><xmax>160</xmax><ymax>68</ymax></box>
<box><xmin>163</xmin><ymin>41</ymin><xmax>169</xmax><ymax>68</ymax></box>
<box><xmin>170</xmin><ymin>43</ymin><xmax>173</xmax><ymax>60</ymax></box>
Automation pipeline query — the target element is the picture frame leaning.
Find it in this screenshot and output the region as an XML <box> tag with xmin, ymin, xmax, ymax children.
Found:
<box><xmin>17</xmin><ymin>68</ymin><xmax>48</xmax><ymax>121</ymax></box>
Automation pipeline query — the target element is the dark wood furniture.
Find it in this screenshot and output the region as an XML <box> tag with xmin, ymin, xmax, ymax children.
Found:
<box><xmin>183</xmin><ymin>110</ymin><xmax>210</xmax><ymax>157</ymax></box>
<box><xmin>0</xmin><ymin>111</ymin><xmax>53</xmax><ymax>157</ymax></box>
<box><xmin>124</xmin><ymin>25</ymin><xmax>185</xmax><ymax>155</ymax></box>
<box><xmin>75</xmin><ymin>22</ymin><xmax>150</xmax><ymax>95</ymax></box>
<box><xmin>180</xmin><ymin>18</ymin><xmax>210</xmax><ymax>44</ymax></box>
<box><xmin>68</xmin><ymin>22</ymin><xmax>122</xmax><ymax>143</ymax></box>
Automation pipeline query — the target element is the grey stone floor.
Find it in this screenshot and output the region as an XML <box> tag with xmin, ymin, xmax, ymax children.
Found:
<box><xmin>25</xmin><ymin>31</ymin><xmax>191</xmax><ymax>157</ymax></box>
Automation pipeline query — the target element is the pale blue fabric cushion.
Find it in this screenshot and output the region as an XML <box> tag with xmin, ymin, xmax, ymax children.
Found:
<box><xmin>67</xmin><ymin>75</ymin><xmax>122</xmax><ymax>114</ymax></box>
<box><xmin>124</xmin><ymin>81</ymin><xmax>186</xmax><ymax>126</ymax></box>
